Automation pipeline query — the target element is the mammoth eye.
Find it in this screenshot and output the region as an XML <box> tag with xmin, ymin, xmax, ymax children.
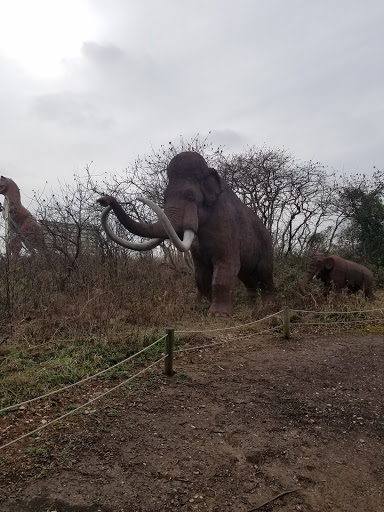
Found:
<box><xmin>184</xmin><ymin>190</ymin><xmax>195</xmax><ymax>202</ymax></box>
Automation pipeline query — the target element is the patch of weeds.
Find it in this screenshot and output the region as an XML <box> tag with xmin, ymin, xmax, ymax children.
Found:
<box><xmin>107</xmin><ymin>408</ymin><xmax>119</xmax><ymax>416</ymax></box>
<box><xmin>195</xmin><ymin>298</ymin><xmax>210</xmax><ymax>313</ymax></box>
<box><xmin>0</xmin><ymin>409</ymin><xmax>13</xmax><ymax>417</ymax></box>
<box><xmin>146</xmin><ymin>373</ymin><xmax>163</xmax><ymax>386</ymax></box>
<box><xmin>363</xmin><ymin>325</ymin><xmax>384</xmax><ymax>334</ymax></box>
<box><xmin>0</xmin><ymin>336</ymin><xmax>153</xmax><ymax>407</ymax></box>
<box><xmin>124</xmin><ymin>381</ymin><xmax>137</xmax><ymax>390</ymax></box>
<box><xmin>103</xmin><ymin>363</ymin><xmax>134</xmax><ymax>380</ymax></box>
<box><xmin>74</xmin><ymin>409</ymin><xmax>87</xmax><ymax>416</ymax></box>
<box><xmin>59</xmin><ymin>450</ymin><xmax>68</xmax><ymax>458</ymax></box>
<box><xmin>26</xmin><ymin>446</ymin><xmax>47</xmax><ymax>456</ymax></box>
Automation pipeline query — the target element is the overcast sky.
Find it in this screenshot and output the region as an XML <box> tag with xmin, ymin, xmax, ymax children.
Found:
<box><xmin>0</xmin><ymin>0</ymin><xmax>383</xmax><ymax>204</ymax></box>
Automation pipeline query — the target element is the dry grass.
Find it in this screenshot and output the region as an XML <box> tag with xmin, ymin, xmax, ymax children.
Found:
<box><xmin>1</xmin><ymin>252</ymin><xmax>382</xmax><ymax>409</ymax></box>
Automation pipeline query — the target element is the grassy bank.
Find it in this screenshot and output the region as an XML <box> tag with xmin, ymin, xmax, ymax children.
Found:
<box><xmin>1</xmin><ymin>253</ymin><xmax>382</xmax><ymax>409</ymax></box>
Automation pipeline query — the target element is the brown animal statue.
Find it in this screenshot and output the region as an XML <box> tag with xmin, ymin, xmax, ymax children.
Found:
<box><xmin>299</xmin><ymin>252</ymin><xmax>374</xmax><ymax>299</ymax></box>
<box><xmin>98</xmin><ymin>151</ymin><xmax>275</xmax><ymax>316</ymax></box>
<box><xmin>0</xmin><ymin>175</ymin><xmax>46</xmax><ymax>257</ymax></box>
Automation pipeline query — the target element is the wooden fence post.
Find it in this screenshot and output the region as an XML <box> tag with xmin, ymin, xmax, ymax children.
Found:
<box><xmin>164</xmin><ymin>328</ymin><xmax>174</xmax><ymax>376</ymax></box>
<box><xmin>282</xmin><ymin>306</ymin><xmax>290</xmax><ymax>339</ymax></box>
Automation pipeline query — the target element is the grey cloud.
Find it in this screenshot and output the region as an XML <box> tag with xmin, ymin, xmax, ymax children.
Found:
<box><xmin>1</xmin><ymin>0</ymin><xmax>383</xmax><ymax>198</ymax></box>
<box><xmin>61</xmin><ymin>41</ymin><xmax>164</xmax><ymax>115</ymax></box>
<box><xmin>81</xmin><ymin>41</ymin><xmax>126</xmax><ymax>66</ymax></box>
<box><xmin>79</xmin><ymin>41</ymin><xmax>158</xmax><ymax>88</ymax></box>
<box><xmin>32</xmin><ymin>92</ymin><xmax>114</xmax><ymax>129</ymax></box>
<box><xmin>209</xmin><ymin>130</ymin><xmax>249</xmax><ymax>151</ymax></box>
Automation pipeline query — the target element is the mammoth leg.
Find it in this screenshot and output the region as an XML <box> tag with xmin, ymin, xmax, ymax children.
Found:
<box><xmin>331</xmin><ymin>278</ymin><xmax>345</xmax><ymax>296</ymax></box>
<box><xmin>258</xmin><ymin>257</ymin><xmax>275</xmax><ymax>298</ymax></box>
<box><xmin>239</xmin><ymin>263</ymin><xmax>275</xmax><ymax>300</ymax></box>
<box><xmin>319</xmin><ymin>274</ymin><xmax>332</xmax><ymax>296</ymax></box>
<box><xmin>365</xmin><ymin>287</ymin><xmax>375</xmax><ymax>300</ymax></box>
<box><xmin>190</xmin><ymin>247</ymin><xmax>213</xmax><ymax>301</ymax></box>
<box><xmin>239</xmin><ymin>272</ymin><xmax>260</xmax><ymax>298</ymax></box>
<box><xmin>238</xmin><ymin>267</ymin><xmax>258</xmax><ymax>297</ymax></box>
<box><xmin>256</xmin><ymin>276</ymin><xmax>275</xmax><ymax>300</ymax></box>
<box><xmin>194</xmin><ymin>262</ymin><xmax>213</xmax><ymax>301</ymax></box>
<box><xmin>346</xmin><ymin>284</ymin><xmax>357</xmax><ymax>294</ymax></box>
<box><xmin>209</xmin><ymin>262</ymin><xmax>238</xmax><ymax>316</ymax></box>
<box><xmin>322</xmin><ymin>282</ymin><xmax>331</xmax><ymax>296</ymax></box>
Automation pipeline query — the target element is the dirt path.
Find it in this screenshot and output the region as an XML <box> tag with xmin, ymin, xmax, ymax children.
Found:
<box><xmin>0</xmin><ymin>330</ymin><xmax>383</xmax><ymax>512</ymax></box>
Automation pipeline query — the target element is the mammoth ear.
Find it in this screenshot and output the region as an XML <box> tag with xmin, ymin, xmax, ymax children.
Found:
<box><xmin>201</xmin><ymin>168</ymin><xmax>223</xmax><ymax>206</ymax></box>
<box><xmin>324</xmin><ymin>257</ymin><xmax>334</xmax><ymax>270</ymax></box>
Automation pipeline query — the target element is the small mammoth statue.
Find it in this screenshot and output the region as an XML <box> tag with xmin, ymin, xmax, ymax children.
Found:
<box><xmin>98</xmin><ymin>151</ymin><xmax>275</xmax><ymax>316</ymax></box>
<box><xmin>299</xmin><ymin>252</ymin><xmax>374</xmax><ymax>299</ymax></box>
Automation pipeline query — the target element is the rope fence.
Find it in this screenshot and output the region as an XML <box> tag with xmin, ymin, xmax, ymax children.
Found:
<box><xmin>174</xmin><ymin>311</ymin><xmax>283</xmax><ymax>334</ymax></box>
<box><xmin>173</xmin><ymin>325</ymin><xmax>281</xmax><ymax>354</ymax></box>
<box><xmin>0</xmin><ymin>334</ymin><xmax>167</xmax><ymax>414</ymax></box>
<box><xmin>285</xmin><ymin>306</ymin><xmax>384</xmax><ymax>338</ymax></box>
<box><xmin>1</xmin><ymin>305</ymin><xmax>382</xmax><ymax>451</ymax></box>
<box><xmin>293</xmin><ymin>308</ymin><xmax>384</xmax><ymax>315</ymax></box>
<box><xmin>0</xmin><ymin>355</ymin><xmax>166</xmax><ymax>451</ymax></box>
<box><xmin>291</xmin><ymin>318</ymin><xmax>384</xmax><ymax>327</ymax></box>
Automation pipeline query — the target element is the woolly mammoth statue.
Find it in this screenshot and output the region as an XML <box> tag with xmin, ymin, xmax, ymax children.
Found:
<box><xmin>299</xmin><ymin>252</ymin><xmax>374</xmax><ymax>298</ymax></box>
<box><xmin>0</xmin><ymin>176</ymin><xmax>46</xmax><ymax>257</ymax></box>
<box><xmin>98</xmin><ymin>151</ymin><xmax>275</xmax><ymax>315</ymax></box>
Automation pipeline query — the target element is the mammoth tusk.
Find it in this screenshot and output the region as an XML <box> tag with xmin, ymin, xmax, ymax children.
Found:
<box><xmin>137</xmin><ymin>196</ymin><xmax>195</xmax><ymax>252</ymax></box>
<box><xmin>173</xmin><ymin>229</ymin><xmax>195</xmax><ymax>252</ymax></box>
<box><xmin>101</xmin><ymin>206</ymin><xmax>163</xmax><ymax>251</ymax></box>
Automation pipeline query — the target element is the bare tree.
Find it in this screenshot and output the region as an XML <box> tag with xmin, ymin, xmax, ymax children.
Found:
<box><xmin>33</xmin><ymin>172</ymin><xmax>109</xmax><ymax>287</ymax></box>
<box><xmin>218</xmin><ymin>146</ymin><xmax>339</xmax><ymax>256</ymax></box>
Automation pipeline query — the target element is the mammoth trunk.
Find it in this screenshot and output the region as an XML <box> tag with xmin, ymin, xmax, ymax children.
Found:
<box><xmin>100</xmin><ymin>197</ymin><xmax>196</xmax><ymax>252</ymax></box>
<box><xmin>106</xmin><ymin>198</ymin><xmax>168</xmax><ymax>239</ymax></box>
<box><xmin>299</xmin><ymin>273</ymin><xmax>313</xmax><ymax>294</ymax></box>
